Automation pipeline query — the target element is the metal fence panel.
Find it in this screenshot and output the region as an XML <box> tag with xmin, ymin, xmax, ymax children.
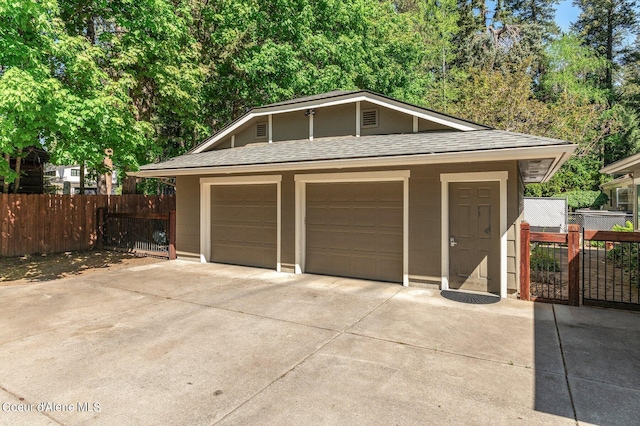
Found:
<box><xmin>569</xmin><ymin>212</ymin><xmax>632</xmax><ymax>231</ymax></box>
<box><xmin>524</xmin><ymin>197</ymin><xmax>567</xmax><ymax>232</ymax></box>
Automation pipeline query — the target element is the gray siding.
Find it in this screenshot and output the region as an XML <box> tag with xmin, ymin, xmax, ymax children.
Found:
<box><xmin>314</xmin><ymin>104</ymin><xmax>356</xmax><ymax>138</ymax></box>
<box><xmin>176</xmin><ymin>175</ymin><xmax>201</xmax><ymax>261</ymax></box>
<box><xmin>273</xmin><ymin>111</ymin><xmax>309</xmax><ymax>141</ymax></box>
<box><xmin>360</xmin><ymin>101</ymin><xmax>412</xmax><ymax>135</ymax></box>
<box><xmin>176</xmin><ymin>161</ymin><xmax>522</xmax><ymax>292</ymax></box>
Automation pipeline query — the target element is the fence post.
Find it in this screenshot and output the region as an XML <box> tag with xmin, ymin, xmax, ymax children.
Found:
<box><xmin>96</xmin><ymin>207</ymin><xmax>105</xmax><ymax>250</ymax></box>
<box><xmin>169</xmin><ymin>209</ymin><xmax>176</xmax><ymax>260</ymax></box>
<box><xmin>567</xmin><ymin>224</ymin><xmax>580</xmax><ymax>306</ymax></box>
<box><xmin>520</xmin><ymin>222</ymin><xmax>531</xmax><ymax>301</ymax></box>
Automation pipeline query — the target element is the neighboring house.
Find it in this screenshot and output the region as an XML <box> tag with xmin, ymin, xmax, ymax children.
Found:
<box><xmin>600</xmin><ymin>175</ymin><xmax>633</xmax><ymax>211</ymax></box>
<box><xmin>0</xmin><ymin>147</ymin><xmax>49</xmax><ymax>194</ymax></box>
<box><xmin>601</xmin><ymin>153</ymin><xmax>640</xmax><ymax>229</ymax></box>
<box><xmin>133</xmin><ymin>90</ymin><xmax>576</xmax><ymax>298</ymax></box>
<box><xmin>45</xmin><ymin>165</ymin><xmax>118</xmax><ymax>194</ymax></box>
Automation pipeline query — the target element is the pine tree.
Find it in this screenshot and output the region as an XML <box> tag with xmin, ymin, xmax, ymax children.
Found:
<box><xmin>572</xmin><ymin>0</ymin><xmax>639</xmax><ymax>91</ymax></box>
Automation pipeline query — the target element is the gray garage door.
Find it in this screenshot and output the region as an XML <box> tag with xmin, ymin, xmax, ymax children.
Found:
<box><xmin>306</xmin><ymin>182</ymin><xmax>403</xmax><ymax>283</ymax></box>
<box><xmin>210</xmin><ymin>184</ymin><xmax>277</xmax><ymax>269</ymax></box>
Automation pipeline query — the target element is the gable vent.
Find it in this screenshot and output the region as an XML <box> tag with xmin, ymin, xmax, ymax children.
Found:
<box><xmin>362</xmin><ymin>108</ymin><xmax>378</xmax><ymax>128</ymax></box>
<box><xmin>256</xmin><ymin>122</ymin><xmax>268</xmax><ymax>138</ymax></box>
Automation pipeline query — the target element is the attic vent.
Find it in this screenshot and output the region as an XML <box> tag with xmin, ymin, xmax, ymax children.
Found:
<box><xmin>362</xmin><ymin>108</ymin><xmax>378</xmax><ymax>128</ymax></box>
<box><xmin>256</xmin><ymin>122</ymin><xmax>268</xmax><ymax>138</ymax></box>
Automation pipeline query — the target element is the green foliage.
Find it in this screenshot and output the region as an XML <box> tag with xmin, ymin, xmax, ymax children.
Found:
<box><xmin>612</xmin><ymin>220</ymin><xmax>634</xmax><ymax>232</ymax></box>
<box><xmin>541</xmin><ymin>34</ymin><xmax>608</xmax><ymax>103</ymax></box>
<box><xmin>530</xmin><ymin>244</ymin><xmax>561</xmax><ymax>272</ymax></box>
<box><xmin>557</xmin><ymin>190</ymin><xmax>609</xmax><ymax>210</ymax></box>
<box><xmin>1</xmin><ymin>0</ymin><xmax>639</xmax><ymax>198</ymax></box>
<box><xmin>607</xmin><ymin>221</ymin><xmax>640</xmax><ymax>287</ymax></box>
<box><xmin>525</xmin><ymin>156</ymin><xmax>608</xmax><ymax>197</ymax></box>
<box><xmin>572</xmin><ymin>0</ymin><xmax>639</xmax><ymax>90</ymax></box>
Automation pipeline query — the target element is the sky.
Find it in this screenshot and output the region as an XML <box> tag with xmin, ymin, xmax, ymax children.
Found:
<box><xmin>555</xmin><ymin>0</ymin><xmax>581</xmax><ymax>32</ymax></box>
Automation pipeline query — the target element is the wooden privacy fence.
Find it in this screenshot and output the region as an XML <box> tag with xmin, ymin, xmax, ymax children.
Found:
<box><xmin>521</xmin><ymin>222</ymin><xmax>640</xmax><ymax>311</ymax></box>
<box><xmin>0</xmin><ymin>194</ymin><xmax>175</xmax><ymax>257</ymax></box>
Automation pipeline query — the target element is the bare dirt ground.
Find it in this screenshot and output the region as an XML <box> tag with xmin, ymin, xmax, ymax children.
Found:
<box><xmin>0</xmin><ymin>250</ymin><xmax>164</xmax><ymax>286</ymax></box>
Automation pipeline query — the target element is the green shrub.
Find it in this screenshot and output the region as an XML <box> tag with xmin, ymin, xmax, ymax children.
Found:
<box><xmin>556</xmin><ymin>190</ymin><xmax>609</xmax><ymax>211</ymax></box>
<box><xmin>530</xmin><ymin>245</ymin><xmax>561</xmax><ymax>272</ymax></box>
<box><xmin>607</xmin><ymin>221</ymin><xmax>640</xmax><ymax>287</ymax></box>
<box><xmin>612</xmin><ymin>221</ymin><xmax>634</xmax><ymax>232</ymax></box>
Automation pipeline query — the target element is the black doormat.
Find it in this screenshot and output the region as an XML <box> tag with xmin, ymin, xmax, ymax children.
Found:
<box><xmin>440</xmin><ymin>290</ymin><xmax>500</xmax><ymax>305</ymax></box>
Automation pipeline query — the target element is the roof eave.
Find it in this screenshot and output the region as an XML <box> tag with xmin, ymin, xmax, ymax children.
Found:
<box><xmin>601</xmin><ymin>152</ymin><xmax>640</xmax><ymax>175</ymax></box>
<box><xmin>130</xmin><ymin>144</ymin><xmax>576</xmax><ymax>180</ymax></box>
<box><xmin>189</xmin><ymin>91</ymin><xmax>488</xmax><ymax>154</ymax></box>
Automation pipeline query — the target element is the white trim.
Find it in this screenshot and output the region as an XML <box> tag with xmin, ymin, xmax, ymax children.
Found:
<box><xmin>294</xmin><ymin>170</ymin><xmax>410</xmax><ymax>286</ymax></box>
<box><xmin>413</xmin><ymin>116</ymin><xmax>418</xmax><ymax>132</ymax></box>
<box><xmin>440</xmin><ymin>171</ymin><xmax>509</xmax><ymax>298</ymax></box>
<box><xmin>268</xmin><ymin>114</ymin><xmax>272</xmax><ymax>143</ymax></box>
<box><xmin>633</xmin><ymin>176</ymin><xmax>640</xmax><ymax>231</ymax></box>
<box><xmin>601</xmin><ymin>150</ymin><xmax>640</xmax><ymax>174</ymax></box>
<box><xmin>231</xmin><ymin>135</ymin><xmax>235</xmax><ymax>148</ymax></box>
<box><xmin>294</xmin><ymin>170</ymin><xmax>410</xmax><ymax>183</ymax></box>
<box><xmin>199</xmin><ymin>175</ymin><xmax>282</xmax><ymax>272</ymax></box>
<box><xmin>133</xmin><ymin>145</ymin><xmax>575</xmax><ymax>179</ymax></box>
<box><xmin>309</xmin><ymin>112</ymin><xmax>314</xmax><ymax>141</ymax></box>
<box><xmin>356</xmin><ymin>101</ymin><xmax>361</xmax><ymax>137</ymax></box>
<box><xmin>191</xmin><ymin>91</ymin><xmax>483</xmax><ymax>153</ymax></box>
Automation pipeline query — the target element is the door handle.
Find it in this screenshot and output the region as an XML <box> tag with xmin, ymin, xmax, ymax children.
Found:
<box><xmin>450</xmin><ymin>236</ymin><xmax>457</xmax><ymax>247</ymax></box>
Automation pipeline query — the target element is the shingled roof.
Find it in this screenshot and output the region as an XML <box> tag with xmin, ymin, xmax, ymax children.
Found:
<box><xmin>139</xmin><ymin>130</ymin><xmax>572</xmax><ymax>173</ymax></box>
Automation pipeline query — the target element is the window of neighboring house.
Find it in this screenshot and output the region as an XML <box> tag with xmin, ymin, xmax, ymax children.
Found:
<box><xmin>617</xmin><ymin>187</ymin><xmax>631</xmax><ymax>209</ymax></box>
<box><xmin>44</xmin><ymin>170</ymin><xmax>56</xmax><ymax>177</ymax></box>
<box><xmin>71</xmin><ymin>169</ymin><xmax>80</xmax><ymax>177</ymax></box>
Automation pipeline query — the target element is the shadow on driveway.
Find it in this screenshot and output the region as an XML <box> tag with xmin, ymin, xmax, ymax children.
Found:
<box><xmin>534</xmin><ymin>302</ymin><xmax>640</xmax><ymax>425</ymax></box>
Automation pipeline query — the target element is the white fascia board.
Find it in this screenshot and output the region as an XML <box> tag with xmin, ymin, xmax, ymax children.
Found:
<box><xmin>539</xmin><ymin>145</ymin><xmax>577</xmax><ymax>183</ymax></box>
<box><xmin>192</xmin><ymin>92</ymin><xmax>482</xmax><ymax>153</ymax></box>
<box><xmin>130</xmin><ymin>144</ymin><xmax>575</xmax><ymax>178</ymax></box>
<box><xmin>601</xmin><ymin>151</ymin><xmax>640</xmax><ymax>174</ymax></box>
<box><xmin>192</xmin><ymin>113</ymin><xmax>255</xmax><ymax>154</ymax></box>
<box><xmin>601</xmin><ymin>175</ymin><xmax>632</xmax><ymax>189</ymax></box>
<box><xmin>362</xmin><ymin>96</ymin><xmax>478</xmax><ymax>131</ymax></box>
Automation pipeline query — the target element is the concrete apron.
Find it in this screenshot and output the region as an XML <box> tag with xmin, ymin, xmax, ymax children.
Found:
<box><xmin>0</xmin><ymin>260</ymin><xmax>638</xmax><ymax>425</ymax></box>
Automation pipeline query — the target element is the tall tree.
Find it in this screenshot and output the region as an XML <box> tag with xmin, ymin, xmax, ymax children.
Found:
<box><xmin>504</xmin><ymin>0</ymin><xmax>560</xmax><ymax>35</ymax></box>
<box><xmin>0</xmin><ymin>0</ymin><xmax>61</xmax><ymax>189</ymax></box>
<box><xmin>572</xmin><ymin>0</ymin><xmax>639</xmax><ymax>91</ymax></box>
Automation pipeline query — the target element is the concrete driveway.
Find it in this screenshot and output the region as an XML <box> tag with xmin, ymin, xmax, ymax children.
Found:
<box><xmin>0</xmin><ymin>260</ymin><xmax>638</xmax><ymax>425</ymax></box>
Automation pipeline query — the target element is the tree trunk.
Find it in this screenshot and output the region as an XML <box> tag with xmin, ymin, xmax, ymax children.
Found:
<box><xmin>79</xmin><ymin>162</ymin><xmax>85</xmax><ymax>194</ymax></box>
<box><xmin>606</xmin><ymin>5</ymin><xmax>614</xmax><ymax>91</ymax></box>
<box><xmin>12</xmin><ymin>148</ymin><xmax>23</xmax><ymax>194</ymax></box>
<box><xmin>2</xmin><ymin>153</ymin><xmax>10</xmax><ymax>194</ymax></box>
<box><xmin>122</xmin><ymin>176</ymin><xmax>138</xmax><ymax>194</ymax></box>
<box><xmin>97</xmin><ymin>149</ymin><xmax>113</xmax><ymax>195</ymax></box>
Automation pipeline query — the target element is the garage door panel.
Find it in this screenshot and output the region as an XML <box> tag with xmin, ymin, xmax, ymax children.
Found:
<box><xmin>378</xmin><ymin>184</ymin><xmax>403</xmax><ymax>201</ymax></box>
<box><xmin>329</xmin><ymin>255</ymin><xmax>351</xmax><ymax>276</ymax></box>
<box><xmin>211</xmin><ymin>184</ymin><xmax>277</xmax><ymax>269</ymax></box>
<box><xmin>306</xmin><ymin>206</ymin><xmax>327</xmax><ymax>225</ymax></box>
<box><xmin>244</xmin><ymin>206</ymin><xmax>267</xmax><ymax>222</ymax></box>
<box><xmin>307</xmin><ymin>230</ymin><xmax>327</xmax><ymax>248</ymax></box>
<box><xmin>329</xmin><ymin>231</ymin><xmax>353</xmax><ymax>250</ymax></box>
<box><xmin>306</xmin><ymin>181</ymin><xmax>403</xmax><ymax>283</ymax></box>
<box><xmin>329</xmin><ymin>208</ymin><xmax>352</xmax><ymax>225</ymax></box>
<box><xmin>377</xmin><ymin>207</ymin><xmax>403</xmax><ymax>226</ymax></box>
<box><xmin>377</xmin><ymin>232</ymin><xmax>403</xmax><ymax>253</ymax></box>
<box><xmin>349</xmin><ymin>208</ymin><xmax>374</xmax><ymax>226</ymax></box>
